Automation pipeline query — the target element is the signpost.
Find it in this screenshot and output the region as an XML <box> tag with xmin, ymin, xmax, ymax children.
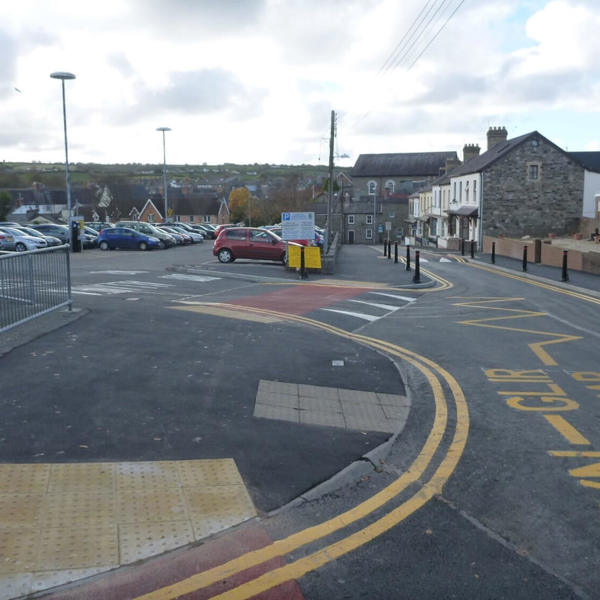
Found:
<box><xmin>281</xmin><ymin>212</ymin><xmax>315</xmax><ymax>241</ymax></box>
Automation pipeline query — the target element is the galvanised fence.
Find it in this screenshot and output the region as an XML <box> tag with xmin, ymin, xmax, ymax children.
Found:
<box><xmin>0</xmin><ymin>245</ymin><xmax>72</xmax><ymax>333</ymax></box>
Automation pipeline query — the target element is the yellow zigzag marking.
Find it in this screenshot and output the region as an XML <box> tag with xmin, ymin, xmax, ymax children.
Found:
<box><xmin>453</xmin><ymin>297</ymin><xmax>582</xmax><ymax>366</ymax></box>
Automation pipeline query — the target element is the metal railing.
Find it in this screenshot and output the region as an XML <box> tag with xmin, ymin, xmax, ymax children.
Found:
<box><xmin>0</xmin><ymin>245</ymin><xmax>72</xmax><ymax>333</ymax></box>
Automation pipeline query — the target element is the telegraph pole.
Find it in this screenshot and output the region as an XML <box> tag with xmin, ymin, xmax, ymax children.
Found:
<box><xmin>327</xmin><ymin>110</ymin><xmax>335</xmax><ymax>252</ymax></box>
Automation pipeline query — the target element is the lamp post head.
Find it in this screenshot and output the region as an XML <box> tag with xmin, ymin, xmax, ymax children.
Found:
<box><xmin>50</xmin><ymin>72</ymin><xmax>76</xmax><ymax>80</ymax></box>
<box><xmin>156</xmin><ymin>127</ymin><xmax>171</xmax><ymax>132</ymax></box>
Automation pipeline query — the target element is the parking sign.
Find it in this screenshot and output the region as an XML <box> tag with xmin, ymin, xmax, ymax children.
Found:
<box><xmin>280</xmin><ymin>212</ymin><xmax>315</xmax><ymax>240</ymax></box>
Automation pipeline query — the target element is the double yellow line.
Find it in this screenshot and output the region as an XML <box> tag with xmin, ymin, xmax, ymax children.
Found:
<box><xmin>139</xmin><ymin>304</ymin><xmax>469</xmax><ymax>600</ymax></box>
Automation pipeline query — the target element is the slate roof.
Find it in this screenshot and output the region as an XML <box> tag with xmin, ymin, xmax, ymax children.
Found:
<box><xmin>568</xmin><ymin>151</ymin><xmax>600</xmax><ymax>173</ymax></box>
<box><xmin>351</xmin><ymin>152</ymin><xmax>459</xmax><ymax>178</ymax></box>
<box><xmin>448</xmin><ymin>131</ymin><xmax>576</xmax><ymax>177</ymax></box>
<box><xmin>173</xmin><ymin>195</ymin><xmax>221</xmax><ymax>215</ymax></box>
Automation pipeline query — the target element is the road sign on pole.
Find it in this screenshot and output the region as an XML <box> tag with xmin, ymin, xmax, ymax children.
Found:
<box><xmin>281</xmin><ymin>212</ymin><xmax>315</xmax><ymax>241</ymax></box>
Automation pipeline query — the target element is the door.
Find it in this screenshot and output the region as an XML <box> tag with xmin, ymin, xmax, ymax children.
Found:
<box><xmin>348</xmin><ymin>230</ymin><xmax>355</xmax><ymax>244</ymax></box>
<box><xmin>248</xmin><ymin>229</ymin><xmax>280</xmax><ymax>260</ymax></box>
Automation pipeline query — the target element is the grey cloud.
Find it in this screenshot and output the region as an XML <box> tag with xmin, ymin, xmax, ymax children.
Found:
<box><xmin>109</xmin><ymin>68</ymin><xmax>267</xmax><ymax>123</ymax></box>
<box><xmin>107</xmin><ymin>53</ymin><xmax>135</xmax><ymax>78</ymax></box>
<box><xmin>128</xmin><ymin>0</ymin><xmax>265</xmax><ymax>36</ymax></box>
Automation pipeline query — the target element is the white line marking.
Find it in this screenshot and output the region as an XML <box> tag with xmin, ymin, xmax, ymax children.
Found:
<box><xmin>71</xmin><ymin>290</ymin><xmax>102</xmax><ymax>296</ymax></box>
<box><xmin>159</xmin><ymin>274</ymin><xmax>220</xmax><ymax>282</ymax></box>
<box><xmin>320</xmin><ymin>309</ymin><xmax>380</xmax><ymax>322</ymax></box>
<box><xmin>348</xmin><ymin>299</ymin><xmax>399</xmax><ymax>311</ymax></box>
<box><xmin>369</xmin><ymin>292</ymin><xmax>416</xmax><ymax>302</ymax></box>
<box><xmin>89</xmin><ymin>270</ymin><xmax>149</xmax><ymax>275</ymax></box>
<box><xmin>440</xmin><ymin>258</ymin><xmax>452</xmax><ymax>263</ymax></box>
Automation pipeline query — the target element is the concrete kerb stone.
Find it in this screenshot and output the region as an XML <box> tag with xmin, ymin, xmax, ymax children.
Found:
<box><xmin>469</xmin><ymin>258</ymin><xmax>600</xmax><ymax>299</ymax></box>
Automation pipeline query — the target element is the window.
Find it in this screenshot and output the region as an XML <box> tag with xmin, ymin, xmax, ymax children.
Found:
<box><xmin>204</xmin><ymin>215</ymin><xmax>211</xmax><ymax>223</ymax></box>
<box><xmin>348</xmin><ymin>215</ymin><xmax>355</xmax><ymax>225</ymax></box>
<box><xmin>367</xmin><ymin>181</ymin><xmax>377</xmax><ymax>195</ymax></box>
<box><xmin>366</xmin><ymin>214</ymin><xmax>373</xmax><ymax>225</ymax></box>
<box><xmin>365</xmin><ymin>228</ymin><xmax>373</xmax><ymax>240</ymax></box>
<box><xmin>385</xmin><ymin>180</ymin><xmax>395</xmax><ymax>194</ymax></box>
<box><xmin>148</xmin><ymin>214</ymin><xmax>154</xmax><ymax>223</ymax></box>
<box><xmin>226</xmin><ymin>229</ymin><xmax>247</xmax><ymax>240</ymax></box>
<box><xmin>528</xmin><ymin>164</ymin><xmax>539</xmax><ymax>180</ymax></box>
<box><xmin>250</xmin><ymin>230</ymin><xmax>270</xmax><ymax>242</ymax></box>
<box><xmin>389</xmin><ymin>211</ymin><xmax>395</xmax><ymax>218</ymax></box>
<box><xmin>453</xmin><ymin>182</ymin><xmax>457</xmax><ymax>202</ymax></box>
<box><xmin>189</xmin><ymin>215</ymin><xmax>194</xmax><ymax>222</ymax></box>
<box><xmin>465</xmin><ymin>181</ymin><xmax>469</xmax><ymax>204</ymax></box>
<box><xmin>473</xmin><ymin>180</ymin><xmax>477</xmax><ymax>203</ymax></box>
<box><xmin>459</xmin><ymin>181</ymin><xmax>462</xmax><ymax>202</ymax></box>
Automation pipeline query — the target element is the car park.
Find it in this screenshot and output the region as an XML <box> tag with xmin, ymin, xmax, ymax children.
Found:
<box><xmin>15</xmin><ymin>226</ymin><xmax>62</xmax><ymax>247</ymax></box>
<box><xmin>0</xmin><ymin>229</ymin><xmax>16</xmax><ymax>251</ymax></box>
<box><xmin>29</xmin><ymin>224</ymin><xmax>71</xmax><ymax>244</ymax></box>
<box><xmin>158</xmin><ymin>225</ymin><xmax>192</xmax><ymax>244</ymax></box>
<box><xmin>190</xmin><ymin>224</ymin><xmax>216</xmax><ymax>239</ymax></box>
<box><xmin>162</xmin><ymin>223</ymin><xmax>203</xmax><ymax>243</ymax></box>
<box><xmin>213</xmin><ymin>226</ymin><xmax>297</xmax><ymax>264</ymax></box>
<box><xmin>85</xmin><ymin>222</ymin><xmax>113</xmax><ymax>233</ymax></box>
<box><xmin>97</xmin><ymin>227</ymin><xmax>161</xmax><ymax>251</ymax></box>
<box><xmin>0</xmin><ymin>226</ymin><xmax>48</xmax><ymax>251</ymax></box>
<box><xmin>116</xmin><ymin>221</ymin><xmax>176</xmax><ymax>249</ymax></box>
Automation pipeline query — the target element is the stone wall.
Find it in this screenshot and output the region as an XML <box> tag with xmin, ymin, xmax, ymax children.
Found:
<box><xmin>482</xmin><ymin>137</ymin><xmax>584</xmax><ymax>238</ymax></box>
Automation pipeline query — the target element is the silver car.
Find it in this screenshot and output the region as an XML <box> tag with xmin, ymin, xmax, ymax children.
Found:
<box><xmin>1</xmin><ymin>226</ymin><xmax>48</xmax><ymax>252</ymax></box>
<box><xmin>0</xmin><ymin>228</ymin><xmax>16</xmax><ymax>251</ymax></box>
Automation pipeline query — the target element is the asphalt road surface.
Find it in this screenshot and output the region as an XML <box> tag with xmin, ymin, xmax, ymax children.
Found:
<box><xmin>2</xmin><ymin>243</ymin><xmax>599</xmax><ymax>600</ymax></box>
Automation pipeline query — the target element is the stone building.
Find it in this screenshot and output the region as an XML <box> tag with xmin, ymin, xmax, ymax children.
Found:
<box><xmin>446</xmin><ymin>127</ymin><xmax>584</xmax><ymax>246</ymax></box>
<box><xmin>348</xmin><ymin>151</ymin><xmax>459</xmax><ymax>244</ymax></box>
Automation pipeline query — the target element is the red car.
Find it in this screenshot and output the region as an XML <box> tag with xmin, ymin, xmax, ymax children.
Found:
<box><xmin>213</xmin><ymin>227</ymin><xmax>295</xmax><ymax>263</ymax></box>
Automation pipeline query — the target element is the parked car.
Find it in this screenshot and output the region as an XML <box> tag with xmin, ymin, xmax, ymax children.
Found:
<box><xmin>0</xmin><ymin>229</ymin><xmax>16</xmax><ymax>251</ymax></box>
<box><xmin>97</xmin><ymin>227</ymin><xmax>161</xmax><ymax>251</ymax></box>
<box><xmin>29</xmin><ymin>224</ymin><xmax>70</xmax><ymax>244</ymax></box>
<box><xmin>85</xmin><ymin>222</ymin><xmax>113</xmax><ymax>233</ymax></box>
<box><xmin>0</xmin><ymin>226</ymin><xmax>48</xmax><ymax>252</ymax></box>
<box><xmin>162</xmin><ymin>223</ymin><xmax>203</xmax><ymax>243</ymax></box>
<box><xmin>213</xmin><ymin>224</ymin><xmax>235</xmax><ymax>238</ymax></box>
<box><xmin>190</xmin><ymin>224</ymin><xmax>216</xmax><ymax>239</ymax></box>
<box><xmin>116</xmin><ymin>221</ymin><xmax>176</xmax><ymax>249</ymax></box>
<box><xmin>15</xmin><ymin>226</ymin><xmax>62</xmax><ymax>247</ymax></box>
<box><xmin>213</xmin><ymin>227</ymin><xmax>298</xmax><ymax>264</ymax></box>
<box><xmin>159</xmin><ymin>225</ymin><xmax>192</xmax><ymax>244</ymax></box>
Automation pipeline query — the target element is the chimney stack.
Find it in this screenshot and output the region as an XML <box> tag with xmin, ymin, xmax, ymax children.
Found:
<box><xmin>487</xmin><ymin>126</ymin><xmax>508</xmax><ymax>150</ymax></box>
<box><xmin>463</xmin><ymin>143</ymin><xmax>480</xmax><ymax>163</ymax></box>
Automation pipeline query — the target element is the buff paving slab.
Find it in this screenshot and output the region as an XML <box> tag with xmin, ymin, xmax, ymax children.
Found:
<box><xmin>0</xmin><ymin>459</ymin><xmax>256</xmax><ymax>600</ymax></box>
<box><xmin>254</xmin><ymin>379</ymin><xmax>410</xmax><ymax>434</ymax></box>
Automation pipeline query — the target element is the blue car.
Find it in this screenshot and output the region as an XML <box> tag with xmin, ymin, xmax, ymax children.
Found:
<box><xmin>97</xmin><ymin>227</ymin><xmax>161</xmax><ymax>251</ymax></box>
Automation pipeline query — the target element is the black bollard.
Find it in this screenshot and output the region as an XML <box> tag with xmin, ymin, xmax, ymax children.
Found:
<box><xmin>387</xmin><ymin>240</ymin><xmax>391</xmax><ymax>259</ymax></box>
<box><xmin>561</xmin><ymin>250</ymin><xmax>569</xmax><ymax>282</ymax></box>
<box><xmin>383</xmin><ymin>241</ymin><xmax>387</xmax><ymax>257</ymax></box>
<box><xmin>470</xmin><ymin>240</ymin><xmax>475</xmax><ymax>259</ymax></box>
<box><xmin>300</xmin><ymin>245</ymin><xmax>308</xmax><ymax>279</ymax></box>
<box><xmin>413</xmin><ymin>250</ymin><xmax>421</xmax><ymax>283</ymax></box>
<box><xmin>522</xmin><ymin>246</ymin><xmax>528</xmax><ymax>272</ymax></box>
<box><xmin>405</xmin><ymin>244</ymin><xmax>411</xmax><ymax>271</ymax></box>
<box><xmin>461</xmin><ymin>238</ymin><xmax>465</xmax><ymax>256</ymax></box>
<box><xmin>394</xmin><ymin>241</ymin><xmax>398</xmax><ymax>263</ymax></box>
<box><xmin>491</xmin><ymin>241</ymin><xmax>496</xmax><ymax>264</ymax></box>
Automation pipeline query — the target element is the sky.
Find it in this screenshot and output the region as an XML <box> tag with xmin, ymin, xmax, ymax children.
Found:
<box><xmin>2</xmin><ymin>0</ymin><xmax>600</xmax><ymax>168</ymax></box>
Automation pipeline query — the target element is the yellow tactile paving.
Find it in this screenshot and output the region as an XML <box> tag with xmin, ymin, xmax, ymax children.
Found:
<box><xmin>0</xmin><ymin>459</ymin><xmax>256</xmax><ymax>598</ymax></box>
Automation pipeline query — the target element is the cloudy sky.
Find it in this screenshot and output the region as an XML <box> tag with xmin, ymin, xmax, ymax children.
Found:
<box><xmin>2</xmin><ymin>0</ymin><xmax>600</xmax><ymax>167</ymax></box>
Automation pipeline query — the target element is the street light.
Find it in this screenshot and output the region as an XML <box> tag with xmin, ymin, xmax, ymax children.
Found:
<box><xmin>156</xmin><ymin>127</ymin><xmax>171</xmax><ymax>222</ymax></box>
<box><xmin>50</xmin><ymin>71</ymin><xmax>76</xmax><ymax>224</ymax></box>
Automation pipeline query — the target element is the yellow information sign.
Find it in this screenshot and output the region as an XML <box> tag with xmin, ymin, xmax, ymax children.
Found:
<box><xmin>288</xmin><ymin>245</ymin><xmax>322</xmax><ymax>269</ymax></box>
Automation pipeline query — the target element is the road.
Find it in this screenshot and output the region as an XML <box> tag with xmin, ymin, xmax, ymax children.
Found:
<box><xmin>1</xmin><ymin>242</ymin><xmax>599</xmax><ymax>599</ymax></box>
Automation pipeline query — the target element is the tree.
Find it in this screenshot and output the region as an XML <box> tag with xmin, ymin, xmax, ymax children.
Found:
<box><xmin>229</xmin><ymin>187</ymin><xmax>250</xmax><ymax>223</ymax></box>
<box><xmin>0</xmin><ymin>191</ymin><xmax>12</xmax><ymax>221</ymax></box>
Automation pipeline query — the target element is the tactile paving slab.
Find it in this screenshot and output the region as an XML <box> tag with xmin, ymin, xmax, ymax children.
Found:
<box><xmin>254</xmin><ymin>380</ymin><xmax>410</xmax><ymax>434</ymax></box>
<box><xmin>0</xmin><ymin>459</ymin><xmax>255</xmax><ymax>599</ymax></box>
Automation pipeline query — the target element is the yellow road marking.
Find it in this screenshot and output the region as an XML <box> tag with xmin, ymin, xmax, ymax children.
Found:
<box><xmin>466</xmin><ymin>262</ymin><xmax>600</xmax><ymax>305</ymax></box>
<box><xmin>579</xmin><ymin>480</ymin><xmax>600</xmax><ymax>489</ymax></box>
<box><xmin>143</xmin><ymin>303</ymin><xmax>469</xmax><ymax>600</ymax></box>
<box><xmin>543</xmin><ymin>415</ymin><xmax>591</xmax><ymax>445</ymax></box>
<box><xmin>453</xmin><ymin>297</ymin><xmax>582</xmax><ymax>366</ymax></box>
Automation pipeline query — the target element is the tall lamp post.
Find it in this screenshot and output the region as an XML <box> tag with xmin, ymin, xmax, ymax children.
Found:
<box><xmin>156</xmin><ymin>127</ymin><xmax>171</xmax><ymax>222</ymax></box>
<box><xmin>50</xmin><ymin>71</ymin><xmax>76</xmax><ymax>224</ymax></box>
